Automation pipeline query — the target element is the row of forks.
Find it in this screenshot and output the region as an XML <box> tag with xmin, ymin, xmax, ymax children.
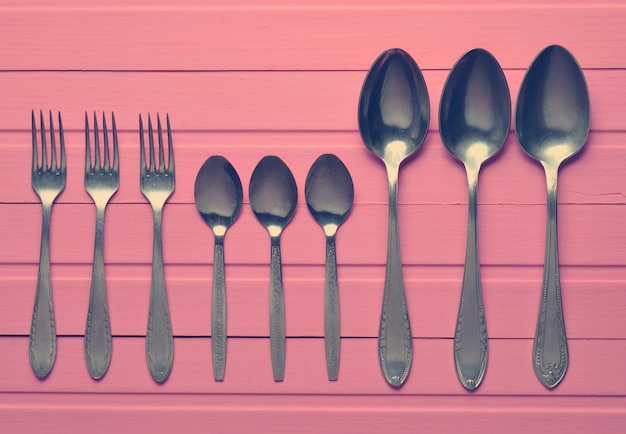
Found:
<box><xmin>29</xmin><ymin>111</ymin><xmax>175</xmax><ymax>382</ymax></box>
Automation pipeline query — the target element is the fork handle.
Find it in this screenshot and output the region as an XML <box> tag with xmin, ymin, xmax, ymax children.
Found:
<box><xmin>29</xmin><ymin>203</ymin><xmax>56</xmax><ymax>378</ymax></box>
<box><xmin>146</xmin><ymin>208</ymin><xmax>174</xmax><ymax>383</ymax></box>
<box><xmin>84</xmin><ymin>206</ymin><xmax>112</xmax><ymax>380</ymax></box>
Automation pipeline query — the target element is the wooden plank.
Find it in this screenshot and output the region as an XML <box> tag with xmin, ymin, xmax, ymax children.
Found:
<box><xmin>1</xmin><ymin>5</ymin><xmax>625</xmax><ymax>70</ymax></box>
<box><xmin>0</xmin><ymin>336</ymin><xmax>624</xmax><ymax>396</ymax></box>
<box><xmin>0</xmin><ymin>393</ymin><xmax>625</xmax><ymax>434</ymax></box>
<box><xmin>1</xmin><ymin>203</ymin><xmax>623</xmax><ymax>266</ymax></box>
<box><xmin>1</xmin><ymin>264</ymin><xmax>624</xmax><ymax>339</ymax></box>
<box><xmin>1</xmin><ymin>131</ymin><xmax>622</xmax><ymax>206</ymax></box>
<box><xmin>0</xmin><ymin>70</ymin><xmax>619</xmax><ymax>131</ymax></box>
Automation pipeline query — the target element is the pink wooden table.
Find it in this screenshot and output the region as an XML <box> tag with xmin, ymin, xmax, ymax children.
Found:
<box><xmin>1</xmin><ymin>0</ymin><xmax>625</xmax><ymax>432</ymax></box>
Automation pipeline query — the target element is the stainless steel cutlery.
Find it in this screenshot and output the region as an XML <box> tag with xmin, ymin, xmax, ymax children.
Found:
<box><xmin>249</xmin><ymin>156</ymin><xmax>298</xmax><ymax>382</ymax></box>
<box><xmin>29</xmin><ymin>110</ymin><xmax>66</xmax><ymax>378</ymax></box>
<box><xmin>194</xmin><ymin>156</ymin><xmax>243</xmax><ymax>381</ymax></box>
<box><xmin>515</xmin><ymin>45</ymin><xmax>590</xmax><ymax>388</ymax></box>
<box><xmin>24</xmin><ymin>44</ymin><xmax>587</xmax><ymax>388</ymax></box>
<box><xmin>439</xmin><ymin>49</ymin><xmax>511</xmax><ymax>390</ymax></box>
<box><xmin>358</xmin><ymin>48</ymin><xmax>430</xmax><ymax>387</ymax></box>
<box><xmin>84</xmin><ymin>112</ymin><xmax>119</xmax><ymax>380</ymax></box>
<box><xmin>140</xmin><ymin>113</ymin><xmax>176</xmax><ymax>383</ymax></box>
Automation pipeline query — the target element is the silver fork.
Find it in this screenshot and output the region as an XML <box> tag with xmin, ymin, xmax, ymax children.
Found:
<box><xmin>84</xmin><ymin>112</ymin><xmax>119</xmax><ymax>380</ymax></box>
<box><xmin>29</xmin><ymin>110</ymin><xmax>66</xmax><ymax>378</ymax></box>
<box><xmin>140</xmin><ymin>113</ymin><xmax>175</xmax><ymax>383</ymax></box>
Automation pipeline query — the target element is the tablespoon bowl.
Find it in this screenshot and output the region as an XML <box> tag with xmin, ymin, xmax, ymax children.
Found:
<box><xmin>194</xmin><ymin>155</ymin><xmax>243</xmax><ymax>381</ymax></box>
<box><xmin>358</xmin><ymin>48</ymin><xmax>430</xmax><ymax>387</ymax></box>
<box><xmin>439</xmin><ymin>48</ymin><xmax>511</xmax><ymax>390</ymax></box>
<box><xmin>249</xmin><ymin>155</ymin><xmax>297</xmax><ymax>381</ymax></box>
<box><xmin>305</xmin><ymin>153</ymin><xmax>354</xmax><ymax>380</ymax></box>
<box><xmin>515</xmin><ymin>45</ymin><xmax>590</xmax><ymax>388</ymax></box>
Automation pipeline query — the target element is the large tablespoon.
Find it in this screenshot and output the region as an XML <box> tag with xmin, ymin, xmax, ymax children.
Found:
<box><xmin>516</xmin><ymin>45</ymin><xmax>590</xmax><ymax>388</ymax></box>
<box><xmin>439</xmin><ymin>48</ymin><xmax>511</xmax><ymax>390</ymax></box>
<box><xmin>194</xmin><ymin>155</ymin><xmax>243</xmax><ymax>381</ymax></box>
<box><xmin>305</xmin><ymin>153</ymin><xmax>354</xmax><ymax>381</ymax></box>
<box><xmin>358</xmin><ymin>48</ymin><xmax>430</xmax><ymax>387</ymax></box>
<box><xmin>249</xmin><ymin>155</ymin><xmax>298</xmax><ymax>381</ymax></box>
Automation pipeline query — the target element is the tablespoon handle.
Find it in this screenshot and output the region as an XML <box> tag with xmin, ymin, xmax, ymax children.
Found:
<box><xmin>324</xmin><ymin>235</ymin><xmax>340</xmax><ymax>381</ymax></box>
<box><xmin>533</xmin><ymin>172</ymin><xmax>568</xmax><ymax>388</ymax></box>
<box><xmin>212</xmin><ymin>236</ymin><xmax>227</xmax><ymax>381</ymax></box>
<box><xmin>270</xmin><ymin>236</ymin><xmax>286</xmax><ymax>381</ymax></box>
<box><xmin>454</xmin><ymin>175</ymin><xmax>488</xmax><ymax>390</ymax></box>
<box><xmin>378</xmin><ymin>170</ymin><xmax>412</xmax><ymax>387</ymax></box>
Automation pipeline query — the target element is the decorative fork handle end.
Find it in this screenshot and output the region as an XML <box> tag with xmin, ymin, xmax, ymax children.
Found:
<box><xmin>84</xmin><ymin>284</ymin><xmax>112</xmax><ymax>380</ymax></box>
<box><xmin>29</xmin><ymin>293</ymin><xmax>56</xmax><ymax>378</ymax></box>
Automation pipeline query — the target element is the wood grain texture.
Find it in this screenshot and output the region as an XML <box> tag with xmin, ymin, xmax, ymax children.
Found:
<box><xmin>1</xmin><ymin>0</ymin><xmax>625</xmax><ymax>431</ymax></box>
<box><xmin>1</xmin><ymin>2</ymin><xmax>625</xmax><ymax>70</ymax></box>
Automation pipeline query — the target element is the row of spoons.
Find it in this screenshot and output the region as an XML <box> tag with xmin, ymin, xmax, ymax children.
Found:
<box><xmin>194</xmin><ymin>153</ymin><xmax>353</xmax><ymax>382</ymax></box>
<box><xmin>359</xmin><ymin>45</ymin><xmax>590</xmax><ymax>389</ymax></box>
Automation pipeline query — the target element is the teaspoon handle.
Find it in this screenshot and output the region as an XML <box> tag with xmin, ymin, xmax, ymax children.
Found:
<box><xmin>324</xmin><ymin>235</ymin><xmax>340</xmax><ymax>381</ymax></box>
<box><xmin>212</xmin><ymin>236</ymin><xmax>227</xmax><ymax>381</ymax></box>
<box><xmin>454</xmin><ymin>176</ymin><xmax>488</xmax><ymax>390</ymax></box>
<box><xmin>270</xmin><ymin>236</ymin><xmax>286</xmax><ymax>381</ymax></box>
<box><xmin>533</xmin><ymin>172</ymin><xmax>568</xmax><ymax>388</ymax></box>
<box><xmin>378</xmin><ymin>170</ymin><xmax>412</xmax><ymax>387</ymax></box>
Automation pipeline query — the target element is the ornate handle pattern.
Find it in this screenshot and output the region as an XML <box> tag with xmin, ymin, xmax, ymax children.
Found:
<box><xmin>29</xmin><ymin>203</ymin><xmax>56</xmax><ymax>378</ymax></box>
<box><xmin>533</xmin><ymin>174</ymin><xmax>568</xmax><ymax>388</ymax></box>
<box><xmin>324</xmin><ymin>235</ymin><xmax>340</xmax><ymax>381</ymax></box>
<box><xmin>269</xmin><ymin>238</ymin><xmax>286</xmax><ymax>382</ymax></box>
<box><xmin>378</xmin><ymin>169</ymin><xmax>412</xmax><ymax>387</ymax></box>
<box><xmin>212</xmin><ymin>238</ymin><xmax>227</xmax><ymax>381</ymax></box>
<box><xmin>454</xmin><ymin>176</ymin><xmax>488</xmax><ymax>390</ymax></box>
<box><xmin>85</xmin><ymin>206</ymin><xmax>112</xmax><ymax>380</ymax></box>
<box><xmin>146</xmin><ymin>207</ymin><xmax>174</xmax><ymax>383</ymax></box>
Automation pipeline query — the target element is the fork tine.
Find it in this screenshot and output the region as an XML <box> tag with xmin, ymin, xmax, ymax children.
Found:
<box><xmin>166</xmin><ymin>114</ymin><xmax>174</xmax><ymax>176</ymax></box>
<box><xmin>49</xmin><ymin>111</ymin><xmax>57</xmax><ymax>171</ymax></box>
<box><xmin>112</xmin><ymin>112</ymin><xmax>119</xmax><ymax>172</ymax></box>
<box><xmin>58</xmin><ymin>112</ymin><xmax>66</xmax><ymax>173</ymax></box>
<box><xmin>102</xmin><ymin>112</ymin><xmax>110</xmax><ymax>171</ymax></box>
<box><xmin>157</xmin><ymin>114</ymin><xmax>165</xmax><ymax>174</ymax></box>
<box><xmin>93</xmin><ymin>112</ymin><xmax>100</xmax><ymax>170</ymax></box>
<box><xmin>139</xmin><ymin>114</ymin><xmax>146</xmax><ymax>177</ymax></box>
<box><xmin>147</xmin><ymin>114</ymin><xmax>155</xmax><ymax>172</ymax></box>
<box><xmin>32</xmin><ymin>110</ymin><xmax>39</xmax><ymax>173</ymax></box>
<box><xmin>39</xmin><ymin>111</ymin><xmax>47</xmax><ymax>171</ymax></box>
<box><xmin>85</xmin><ymin>112</ymin><xmax>91</xmax><ymax>173</ymax></box>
